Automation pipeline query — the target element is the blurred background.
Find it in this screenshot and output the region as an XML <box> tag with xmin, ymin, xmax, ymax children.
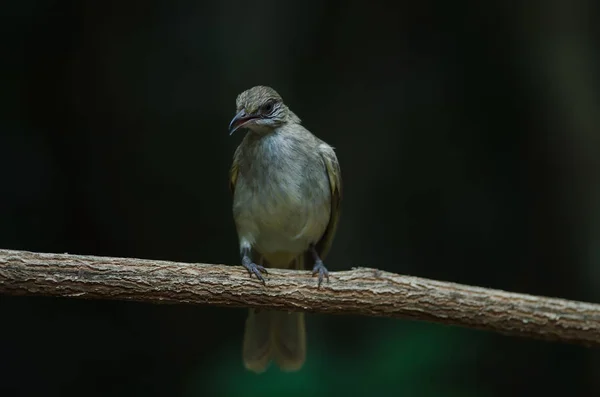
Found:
<box><xmin>1</xmin><ymin>1</ymin><xmax>599</xmax><ymax>396</ymax></box>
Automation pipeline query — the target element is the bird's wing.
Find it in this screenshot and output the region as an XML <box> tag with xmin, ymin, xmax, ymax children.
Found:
<box><xmin>314</xmin><ymin>143</ymin><xmax>342</xmax><ymax>261</ymax></box>
<box><xmin>229</xmin><ymin>144</ymin><xmax>242</xmax><ymax>194</ymax></box>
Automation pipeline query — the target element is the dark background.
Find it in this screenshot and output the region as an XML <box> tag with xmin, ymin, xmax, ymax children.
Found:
<box><xmin>1</xmin><ymin>1</ymin><xmax>599</xmax><ymax>396</ymax></box>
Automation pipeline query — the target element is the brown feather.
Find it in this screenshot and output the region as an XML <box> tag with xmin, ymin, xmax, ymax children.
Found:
<box><xmin>313</xmin><ymin>146</ymin><xmax>343</xmax><ymax>261</ymax></box>
<box><xmin>229</xmin><ymin>145</ymin><xmax>242</xmax><ymax>194</ymax></box>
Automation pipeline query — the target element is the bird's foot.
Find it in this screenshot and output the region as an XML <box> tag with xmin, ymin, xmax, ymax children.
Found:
<box><xmin>242</xmin><ymin>256</ymin><xmax>268</xmax><ymax>285</ymax></box>
<box><xmin>311</xmin><ymin>260</ymin><xmax>329</xmax><ymax>288</ymax></box>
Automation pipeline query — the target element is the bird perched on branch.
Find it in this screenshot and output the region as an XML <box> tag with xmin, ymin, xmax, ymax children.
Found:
<box><xmin>228</xmin><ymin>85</ymin><xmax>342</xmax><ymax>373</ymax></box>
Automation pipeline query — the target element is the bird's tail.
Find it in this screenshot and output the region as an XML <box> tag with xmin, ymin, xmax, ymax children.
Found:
<box><xmin>242</xmin><ymin>254</ymin><xmax>306</xmax><ymax>373</ymax></box>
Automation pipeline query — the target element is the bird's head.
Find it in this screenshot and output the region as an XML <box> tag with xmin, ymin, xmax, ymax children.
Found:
<box><xmin>228</xmin><ymin>86</ymin><xmax>299</xmax><ymax>135</ymax></box>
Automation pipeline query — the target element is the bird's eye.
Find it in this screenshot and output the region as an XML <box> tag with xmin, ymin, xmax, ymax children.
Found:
<box><xmin>261</xmin><ymin>101</ymin><xmax>274</xmax><ymax>114</ymax></box>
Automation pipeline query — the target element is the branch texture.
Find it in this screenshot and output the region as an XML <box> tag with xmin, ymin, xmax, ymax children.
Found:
<box><xmin>1</xmin><ymin>249</ymin><xmax>599</xmax><ymax>347</ymax></box>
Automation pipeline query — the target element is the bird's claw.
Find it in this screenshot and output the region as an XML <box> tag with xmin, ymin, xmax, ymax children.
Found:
<box><xmin>242</xmin><ymin>260</ymin><xmax>268</xmax><ymax>284</ymax></box>
<box><xmin>312</xmin><ymin>260</ymin><xmax>329</xmax><ymax>288</ymax></box>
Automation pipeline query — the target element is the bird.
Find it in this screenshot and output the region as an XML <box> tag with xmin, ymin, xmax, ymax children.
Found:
<box><xmin>228</xmin><ymin>85</ymin><xmax>342</xmax><ymax>373</ymax></box>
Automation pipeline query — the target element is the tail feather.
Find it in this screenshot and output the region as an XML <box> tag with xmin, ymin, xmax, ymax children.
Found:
<box><xmin>242</xmin><ymin>309</ymin><xmax>272</xmax><ymax>373</ymax></box>
<box><xmin>271</xmin><ymin>310</ymin><xmax>306</xmax><ymax>371</ymax></box>
<box><xmin>242</xmin><ymin>253</ymin><xmax>306</xmax><ymax>373</ymax></box>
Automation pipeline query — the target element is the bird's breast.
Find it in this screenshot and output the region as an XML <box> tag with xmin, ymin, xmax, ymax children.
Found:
<box><xmin>232</xmin><ymin>135</ymin><xmax>331</xmax><ymax>254</ymax></box>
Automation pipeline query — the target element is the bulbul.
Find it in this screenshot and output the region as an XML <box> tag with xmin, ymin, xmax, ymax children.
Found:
<box><xmin>228</xmin><ymin>85</ymin><xmax>342</xmax><ymax>373</ymax></box>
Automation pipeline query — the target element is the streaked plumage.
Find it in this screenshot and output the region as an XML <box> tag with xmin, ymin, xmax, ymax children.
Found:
<box><xmin>228</xmin><ymin>85</ymin><xmax>342</xmax><ymax>373</ymax></box>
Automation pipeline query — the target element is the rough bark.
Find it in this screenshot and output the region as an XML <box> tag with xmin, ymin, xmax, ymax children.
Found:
<box><xmin>1</xmin><ymin>249</ymin><xmax>599</xmax><ymax>347</ymax></box>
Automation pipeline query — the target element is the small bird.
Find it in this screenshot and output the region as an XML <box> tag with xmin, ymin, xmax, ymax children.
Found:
<box><xmin>228</xmin><ymin>85</ymin><xmax>342</xmax><ymax>373</ymax></box>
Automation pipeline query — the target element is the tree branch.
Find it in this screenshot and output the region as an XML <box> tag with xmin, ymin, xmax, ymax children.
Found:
<box><xmin>1</xmin><ymin>248</ymin><xmax>599</xmax><ymax>347</ymax></box>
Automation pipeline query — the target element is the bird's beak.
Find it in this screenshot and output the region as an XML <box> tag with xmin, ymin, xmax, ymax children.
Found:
<box><xmin>228</xmin><ymin>109</ymin><xmax>257</xmax><ymax>135</ymax></box>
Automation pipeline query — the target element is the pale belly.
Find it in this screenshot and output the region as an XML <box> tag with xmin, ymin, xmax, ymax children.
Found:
<box><xmin>253</xmin><ymin>202</ymin><xmax>330</xmax><ymax>254</ymax></box>
<box><xmin>232</xmin><ymin>131</ymin><xmax>333</xmax><ymax>263</ymax></box>
<box><xmin>233</xmin><ymin>182</ymin><xmax>331</xmax><ymax>256</ymax></box>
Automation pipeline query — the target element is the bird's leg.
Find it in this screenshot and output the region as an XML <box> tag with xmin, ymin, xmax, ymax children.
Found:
<box><xmin>241</xmin><ymin>246</ymin><xmax>268</xmax><ymax>285</ymax></box>
<box><xmin>309</xmin><ymin>244</ymin><xmax>329</xmax><ymax>287</ymax></box>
